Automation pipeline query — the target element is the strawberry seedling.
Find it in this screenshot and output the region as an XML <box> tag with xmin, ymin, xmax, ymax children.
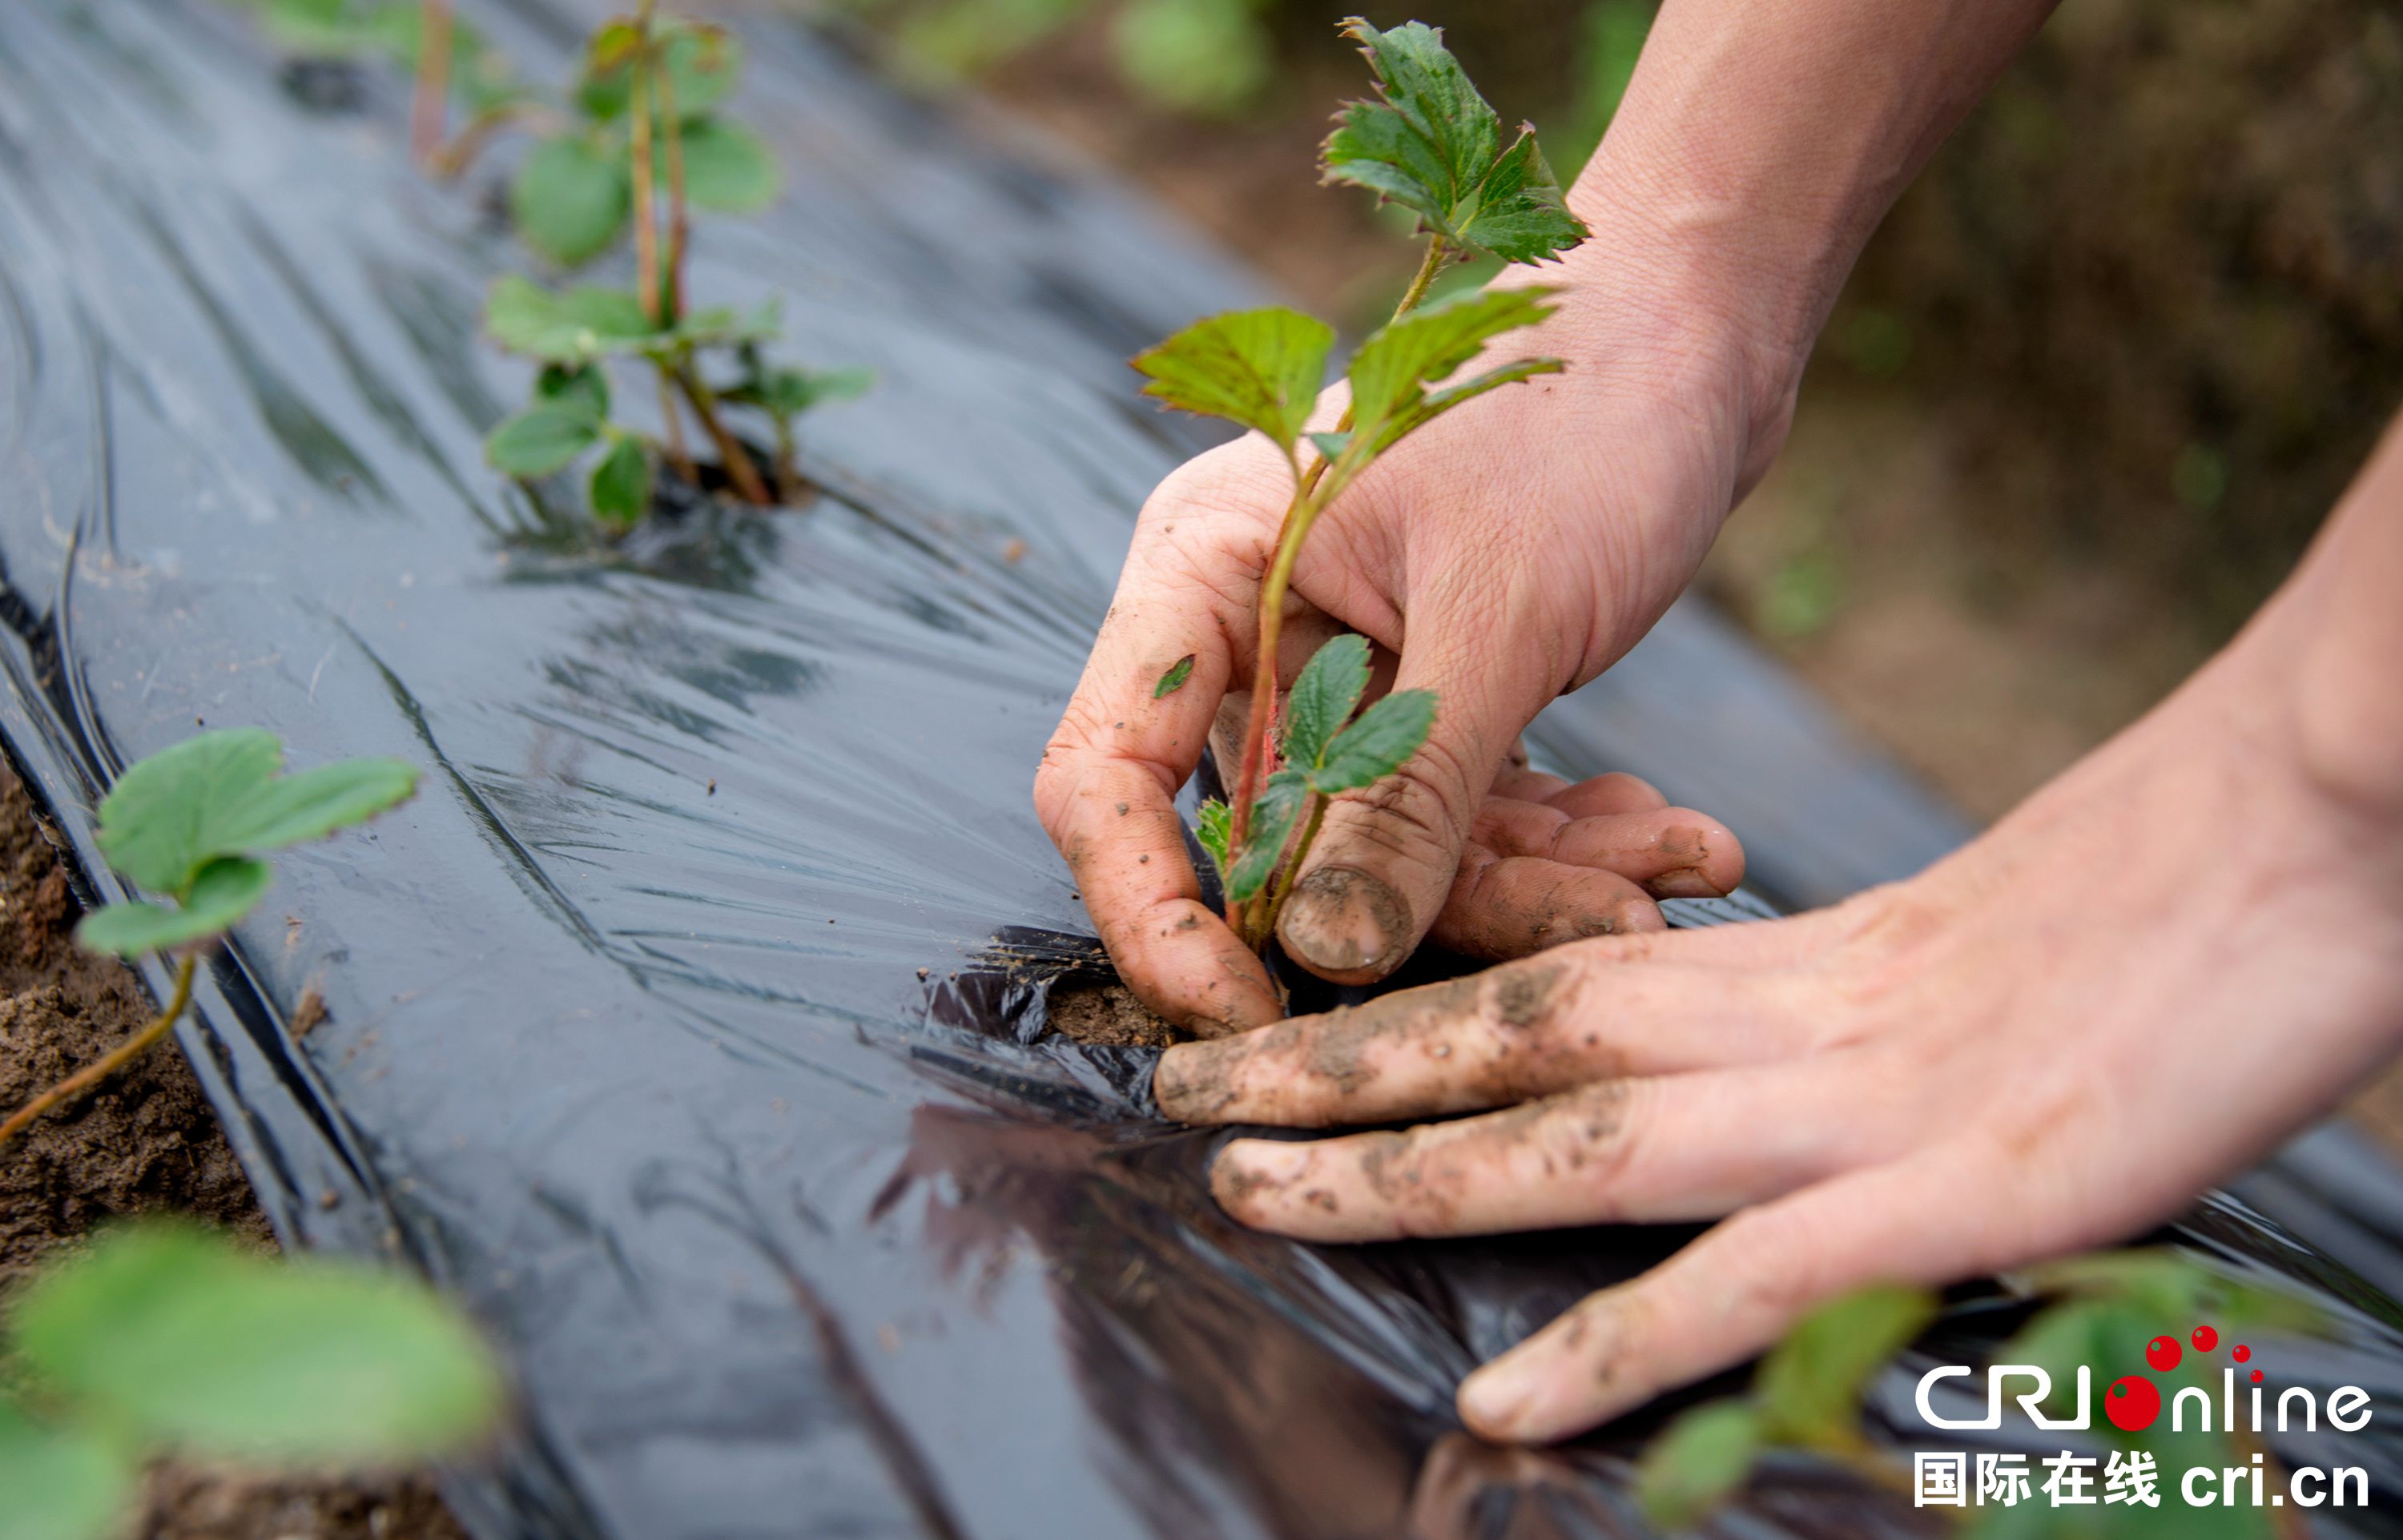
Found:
<box><xmin>0</xmin><ymin>1220</ymin><xmax>502</xmax><ymax>1540</ymax></box>
<box><xmin>1136</xmin><ymin>18</ymin><xmax>1586</xmax><ymax>952</ymax></box>
<box><xmin>473</xmin><ymin>10</ymin><xmax>777</xmax><ymax>269</ymax></box>
<box><xmin>480</xmin><ymin>4</ymin><xmax>868</xmax><ymax>527</ymax></box>
<box><xmin>0</xmin><ymin>730</ymin><xmax>417</xmax><ymax>1150</ymax></box>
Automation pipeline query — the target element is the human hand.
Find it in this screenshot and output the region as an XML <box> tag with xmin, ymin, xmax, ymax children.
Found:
<box><xmin>1035</xmin><ymin>235</ymin><xmax>1789</xmax><ymax>1037</ymax></box>
<box><xmin>1153</xmin><ymin>550</ymin><xmax>2403</xmax><ymax>1439</ymax></box>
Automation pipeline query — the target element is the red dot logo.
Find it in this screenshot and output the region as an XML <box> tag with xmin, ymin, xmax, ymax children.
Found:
<box><xmin>2192</xmin><ymin>1325</ymin><xmax>2220</xmax><ymax>1352</ymax></box>
<box><xmin>2232</xmin><ymin>1345</ymin><xmax>2251</xmax><ymax>1363</ymax></box>
<box><xmin>2145</xmin><ymin>1335</ymin><xmax>2183</xmax><ymax>1371</ymax></box>
<box><xmin>2105</xmin><ymin>1375</ymin><xmax>2162</xmax><ymax>1432</ymax></box>
<box><xmin>2252</xmin><ymin>1370</ymin><xmax>2265</xmax><ymax>1384</ymax></box>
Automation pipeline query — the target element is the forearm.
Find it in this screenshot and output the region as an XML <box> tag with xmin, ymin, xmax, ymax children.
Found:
<box><xmin>2284</xmin><ymin>418</ymin><xmax>2403</xmax><ymax>853</ymax></box>
<box><xmin>1552</xmin><ymin>0</ymin><xmax>2058</xmax><ymax>430</ymax></box>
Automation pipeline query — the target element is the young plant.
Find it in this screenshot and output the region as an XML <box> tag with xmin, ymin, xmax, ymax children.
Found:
<box><xmin>479</xmin><ymin>5</ymin><xmax>867</xmax><ymax>526</ymax></box>
<box><xmin>1136</xmin><ymin>18</ymin><xmax>1586</xmax><ymax>951</ymax></box>
<box><xmin>490</xmin><ymin>13</ymin><xmax>777</xmax><ymax>269</ymax></box>
<box><xmin>1</xmin><ymin>1220</ymin><xmax>502</xmax><ymax>1540</ymax></box>
<box><xmin>0</xmin><ymin>730</ymin><xmax>417</xmax><ymax>1150</ymax></box>
<box><xmin>1632</xmin><ymin>1253</ymin><xmax>2332</xmax><ymax>1535</ymax></box>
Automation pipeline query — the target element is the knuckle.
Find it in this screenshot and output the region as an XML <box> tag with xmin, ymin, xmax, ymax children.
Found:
<box><xmin>1716</xmin><ymin>1204</ymin><xmax>1838</xmax><ymax>1326</ymax></box>
<box><xmin>1827</xmin><ymin>880</ymin><xmax>1947</xmax><ymax>964</ymax></box>
<box><xmin>1343</xmin><ymin>742</ymin><xmax>1476</xmax><ymax>870</ymax></box>
<box><xmin>1538</xmin><ymin>1080</ymin><xmax>1638</xmax><ymax>1196</ymax></box>
<box><xmin>1142</xmin><ymin>440</ymin><xmax>1294</xmax><ymax>530</ymax></box>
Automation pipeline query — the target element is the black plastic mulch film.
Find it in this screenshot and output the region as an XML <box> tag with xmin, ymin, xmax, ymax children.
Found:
<box><xmin>4</xmin><ymin>2</ymin><xmax>2403</xmax><ymax>1536</ymax></box>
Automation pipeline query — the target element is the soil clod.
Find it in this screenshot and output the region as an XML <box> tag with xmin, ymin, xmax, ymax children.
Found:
<box><xmin>1047</xmin><ymin>981</ymin><xmax>1180</xmax><ymax>1047</ymax></box>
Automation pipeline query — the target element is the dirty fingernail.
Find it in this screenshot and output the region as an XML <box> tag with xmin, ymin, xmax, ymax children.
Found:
<box><xmin>1279</xmin><ymin>866</ymin><xmax>1411</xmax><ymax>978</ymax></box>
<box><xmin>1647</xmin><ymin>867</ymin><xmax>1725</xmax><ymax>900</ymax></box>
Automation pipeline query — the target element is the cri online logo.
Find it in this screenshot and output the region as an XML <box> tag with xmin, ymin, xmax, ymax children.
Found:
<box><xmin>2107</xmin><ymin>1325</ymin><xmax>2265</xmax><ymax>1432</ymax></box>
<box><xmin>1917</xmin><ymin>1322</ymin><xmax>2375</xmax><ymax>1437</ymax></box>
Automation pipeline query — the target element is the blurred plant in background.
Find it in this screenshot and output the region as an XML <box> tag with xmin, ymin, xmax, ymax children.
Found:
<box><xmin>1852</xmin><ymin>2</ymin><xmax>2403</xmax><ymax>630</ymax></box>
<box><xmin>827</xmin><ymin>0</ymin><xmax>1280</xmax><ymax>116</ymax></box>
<box><xmin>823</xmin><ymin>0</ymin><xmax>1652</xmax><ymax>127</ymax></box>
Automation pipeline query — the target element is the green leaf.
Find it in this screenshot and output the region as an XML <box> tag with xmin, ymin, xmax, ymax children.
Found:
<box><xmin>537</xmin><ymin>364</ymin><xmax>610</xmax><ymax>419</ymax></box>
<box><xmin>0</xmin><ymin>1400</ymin><xmax>136</xmax><ymax>1540</ymax></box>
<box><xmin>1130</xmin><ymin>308</ymin><xmax>1334</xmax><ymax>453</ymax></box>
<box><xmin>510</xmin><ymin>135</ymin><xmax>630</xmax><ymax>269</ymax></box>
<box><xmin>92</xmin><ymin>730</ymin><xmax>416</xmax><ymax>898</ymax></box>
<box><xmin>1311</xmin><ymin>689</ymin><xmax>1435</xmax><ymax>795</ymax></box>
<box><xmin>1998</xmin><ymin>1297</ymin><xmax>2168</xmax><ymax>1425</ymax></box>
<box><xmin>585</xmin><ymin>19</ymin><xmax>641</xmax><ymax>75</ymax></box>
<box><xmin>1321</xmin><ymin>17</ymin><xmax>1589</xmax><ymax>264</ymax></box>
<box><xmin>95</xmin><ymin>730</ymin><xmax>280</xmax><ymax>893</ymax></box>
<box><xmin>1633</xmin><ymin>1400</ymin><xmax>1761</xmax><ymax>1534</ymax></box>
<box><xmin>1306</xmin><ymin>430</ymin><xmax>1352</xmax><ymax>462</ymax></box>
<box><xmin>259</xmin><ymin>0</ymin><xmax>369</xmax><ymax>54</ymax></box>
<box><xmin>483</xmin><ymin>276</ymin><xmax>659</xmax><ymax>365</ymax></box>
<box><xmin>2015</xmin><ymin>1250</ymin><xmax>2331</xmax><ymax>1340</ymax></box>
<box><xmin>1226</xmin><ymin>770</ymin><xmax>1310</xmax><ymax>903</ymax></box>
<box><xmin>1195</xmin><ymin>798</ymin><xmax>1231</xmax><ymax>882</ymax></box>
<box><xmin>1153</xmin><ymin>654</ymin><xmax>1196</xmax><ymax>699</ymax></box>
<box><xmin>211</xmin><ymin>759</ymin><xmax>417</xmax><ymax>854</ymax></box>
<box><xmin>486</xmin><ymin>400</ymin><xmax>604</xmax><ymax>477</ymax></box>
<box><xmin>1282</xmin><ymin>634</ymin><xmax>1370</xmax><ymax>770</ymax></box>
<box><xmin>1399</xmin><ymin>356</ymin><xmax>1568</xmax><ymax>452</ymax></box>
<box><xmin>674</xmin><ymin>119</ymin><xmax>779</xmax><ymax>212</ymax></box>
<box><xmin>74</xmin><ymin>858</ymin><xmax>272</xmax><ymax>958</ymax></box>
<box><xmin>727</xmin><ymin>364</ymin><xmax>872</xmax><ymax>418</ymax></box>
<box><xmin>662</xmin><ymin>300</ymin><xmax>783</xmax><ymax>355</ymax></box>
<box><xmin>1753</xmin><ymin>1283</ymin><xmax>1937</xmax><ymax>1449</ymax></box>
<box><xmin>586</xmin><ymin>435</ymin><xmax>652</xmax><ymax>528</ymax></box>
<box><xmin>579</xmin><ymin>24</ymin><xmax>745</xmax><ymax>121</ymax></box>
<box><xmin>1346</xmin><ymin>286</ymin><xmax>1562</xmax><ymax>454</ymax></box>
<box><xmin>10</xmin><ymin>1222</ymin><xmax>504</xmax><ymax>1467</ymax></box>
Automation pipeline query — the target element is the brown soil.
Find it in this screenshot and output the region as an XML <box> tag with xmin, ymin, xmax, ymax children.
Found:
<box><xmin>135</xmin><ymin>1468</ymin><xmax>465</xmax><ymax>1540</ymax></box>
<box><xmin>1048</xmin><ymin>979</ymin><xmax>1181</xmax><ymax>1047</ymax></box>
<box><xmin>0</xmin><ymin>767</ymin><xmax>465</xmax><ymax>1540</ymax></box>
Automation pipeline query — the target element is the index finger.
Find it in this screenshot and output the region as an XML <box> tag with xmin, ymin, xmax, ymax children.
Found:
<box><xmin>1153</xmin><ymin>931</ymin><xmax>1814</xmax><ymax>1124</ymax></box>
<box><xmin>1036</xmin><ymin>484</ymin><xmax>1285</xmax><ymax>1037</ymax></box>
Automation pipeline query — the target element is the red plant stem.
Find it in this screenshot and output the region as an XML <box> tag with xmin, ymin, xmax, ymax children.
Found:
<box><xmin>656</xmin><ymin>373</ymin><xmax>697</xmax><ymax>483</ymax></box>
<box><xmin>1250</xmin><ymin>791</ymin><xmax>1327</xmax><ymax>945</ymax></box>
<box><xmin>770</xmin><ymin>419</ymin><xmax>800</xmax><ymax>502</ymax></box>
<box><xmin>629</xmin><ymin>2</ymin><xmax>662</xmax><ymax>325</ymax></box>
<box><xmin>411</xmin><ymin>0</ymin><xmax>454</xmax><ymax>169</ymax></box>
<box><xmin>677</xmin><ymin>364</ymin><xmax>774</xmax><ymax>506</ymax></box>
<box><xmin>1224</xmin><ymin>235</ymin><xmax>1450</xmax><ymax>935</ymax></box>
<box><xmin>658</xmin><ymin>66</ymin><xmax>690</xmax><ymax>324</ymax></box>
<box><xmin>428</xmin><ymin>101</ymin><xmax>554</xmax><ymax>179</ymax></box>
<box><xmin>0</xmin><ymin>954</ymin><xmax>195</xmax><ymax>1150</ymax></box>
<box><xmin>1222</xmin><ymin>478</ymin><xmax>1317</xmax><ymax>930</ymax></box>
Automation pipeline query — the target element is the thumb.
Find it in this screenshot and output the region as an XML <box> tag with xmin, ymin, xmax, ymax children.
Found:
<box><xmin>1274</xmin><ymin>621</ymin><xmax>1547</xmax><ymax>984</ymax></box>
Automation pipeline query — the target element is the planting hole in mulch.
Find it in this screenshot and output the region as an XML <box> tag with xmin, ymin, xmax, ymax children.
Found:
<box><xmin>0</xmin><ymin>767</ymin><xmax>467</xmax><ymax>1540</ymax></box>
<box><xmin>1045</xmin><ymin>979</ymin><xmax>1180</xmax><ymax>1048</ymax></box>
